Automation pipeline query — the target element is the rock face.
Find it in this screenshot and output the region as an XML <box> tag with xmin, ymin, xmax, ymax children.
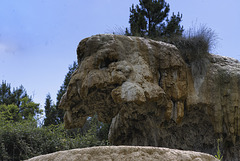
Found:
<box><xmin>59</xmin><ymin>34</ymin><xmax>240</xmax><ymax>160</ymax></box>
<box><xmin>27</xmin><ymin>146</ymin><xmax>218</xmax><ymax>161</ymax></box>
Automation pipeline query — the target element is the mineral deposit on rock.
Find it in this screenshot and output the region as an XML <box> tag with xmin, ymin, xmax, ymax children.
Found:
<box><xmin>26</xmin><ymin>146</ymin><xmax>218</xmax><ymax>161</ymax></box>
<box><xmin>59</xmin><ymin>34</ymin><xmax>240</xmax><ymax>160</ymax></box>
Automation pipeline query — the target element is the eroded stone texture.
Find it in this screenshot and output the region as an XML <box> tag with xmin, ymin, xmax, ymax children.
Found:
<box><xmin>27</xmin><ymin>146</ymin><xmax>218</xmax><ymax>161</ymax></box>
<box><xmin>59</xmin><ymin>34</ymin><xmax>240</xmax><ymax>160</ymax></box>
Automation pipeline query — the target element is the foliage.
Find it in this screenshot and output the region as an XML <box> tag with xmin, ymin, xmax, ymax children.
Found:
<box><xmin>42</xmin><ymin>60</ymin><xmax>110</xmax><ymax>154</ymax></box>
<box><xmin>0</xmin><ymin>104</ymin><xmax>21</xmax><ymax>122</ymax></box>
<box><xmin>43</xmin><ymin>61</ymin><xmax>78</xmax><ymax>125</ymax></box>
<box><xmin>215</xmin><ymin>138</ymin><xmax>223</xmax><ymax>160</ymax></box>
<box><xmin>164</xmin><ymin>24</ymin><xmax>218</xmax><ymax>63</ymax></box>
<box><xmin>127</xmin><ymin>0</ymin><xmax>183</xmax><ymax>38</ymax></box>
<box><xmin>162</xmin><ymin>12</ymin><xmax>183</xmax><ymax>38</ymax></box>
<box><xmin>185</xmin><ymin>24</ymin><xmax>217</xmax><ymax>53</ymax></box>
<box><xmin>0</xmin><ymin>81</ymin><xmax>109</xmax><ymax>160</ymax></box>
<box><xmin>43</xmin><ymin>94</ymin><xmax>58</xmax><ymax>126</ymax></box>
<box><xmin>125</xmin><ymin>1</ymin><xmax>218</xmax><ymax>63</ymax></box>
<box><xmin>87</xmin><ymin>114</ymin><xmax>110</xmax><ymax>142</ymax></box>
<box><xmin>19</xmin><ymin>97</ymin><xmax>41</xmax><ymax>120</ymax></box>
<box><xmin>0</xmin><ymin>115</ymin><xmax>110</xmax><ymax>160</ymax></box>
<box><xmin>0</xmin><ymin>81</ymin><xmax>27</xmax><ymax>106</ymax></box>
<box><xmin>55</xmin><ymin>61</ymin><xmax>78</xmax><ymax>123</ymax></box>
<box><xmin>0</xmin><ymin>81</ymin><xmax>42</xmax><ymax>122</ymax></box>
<box><xmin>0</xmin><ymin>117</ymin><xmax>38</xmax><ymax>161</ymax></box>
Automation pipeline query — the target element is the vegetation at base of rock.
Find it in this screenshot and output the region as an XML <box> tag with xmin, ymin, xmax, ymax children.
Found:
<box><xmin>0</xmin><ymin>81</ymin><xmax>110</xmax><ymax>160</ymax></box>
<box><xmin>215</xmin><ymin>138</ymin><xmax>223</xmax><ymax>160</ymax></box>
<box><xmin>43</xmin><ymin>61</ymin><xmax>110</xmax><ymax>139</ymax></box>
<box><xmin>0</xmin><ymin>114</ymin><xmax>109</xmax><ymax>160</ymax></box>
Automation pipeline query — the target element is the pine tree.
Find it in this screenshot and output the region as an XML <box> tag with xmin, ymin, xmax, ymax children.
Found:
<box><xmin>162</xmin><ymin>12</ymin><xmax>183</xmax><ymax>37</ymax></box>
<box><xmin>42</xmin><ymin>61</ymin><xmax>78</xmax><ymax>125</ymax></box>
<box><xmin>0</xmin><ymin>81</ymin><xmax>11</xmax><ymax>105</ymax></box>
<box><xmin>44</xmin><ymin>94</ymin><xmax>57</xmax><ymax>126</ymax></box>
<box><xmin>55</xmin><ymin>61</ymin><xmax>78</xmax><ymax>123</ymax></box>
<box><xmin>129</xmin><ymin>4</ymin><xmax>147</xmax><ymax>36</ymax></box>
<box><xmin>127</xmin><ymin>0</ymin><xmax>183</xmax><ymax>38</ymax></box>
<box><xmin>11</xmin><ymin>85</ymin><xmax>28</xmax><ymax>107</ymax></box>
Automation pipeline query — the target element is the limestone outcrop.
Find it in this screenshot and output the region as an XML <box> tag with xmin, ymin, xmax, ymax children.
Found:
<box><xmin>59</xmin><ymin>34</ymin><xmax>240</xmax><ymax>160</ymax></box>
<box><xmin>26</xmin><ymin>146</ymin><xmax>218</xmax><ymax>161</ymax></box>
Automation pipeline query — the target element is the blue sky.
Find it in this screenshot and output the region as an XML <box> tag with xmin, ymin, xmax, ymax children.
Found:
<box><xmin>0</xmin><ymin>0</ymin><xmax>240</xmax><ymax>110</ymax></box>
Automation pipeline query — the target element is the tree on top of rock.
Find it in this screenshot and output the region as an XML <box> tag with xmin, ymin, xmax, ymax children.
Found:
<box><xmin>126</xmin><ymin>0</ymin><xmax>183</xmax><ymax>38</ymax></box>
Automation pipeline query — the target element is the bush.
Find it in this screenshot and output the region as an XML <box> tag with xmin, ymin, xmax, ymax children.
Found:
<box><xmin>161</xmin><ymin>24</ymin><xmax>218</xmax><ymax>63</ymax></box>
<box><xmin>0</xmin><ymin>115</ymin><xmax>109</xmax><ymax>160</ymax></box>
<box><xmin>0</xmin><ymin>118</ymin><xmax>41</xmax><ymax>160</ymax></box>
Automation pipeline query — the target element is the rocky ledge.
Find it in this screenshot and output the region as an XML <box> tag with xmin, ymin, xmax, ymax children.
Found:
<box><xmin>26</xmin><ymin>146</ymin><xmax>218</xmax><ymax>161</ymax></box>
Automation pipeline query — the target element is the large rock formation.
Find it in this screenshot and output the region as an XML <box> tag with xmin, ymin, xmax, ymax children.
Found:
<box><xmin>27</xmin><ymin>146</ymin><xmax>218</xmax><ymax>161</ymax></box>
<box><xmin>59</xmin><ymin>34</ymin><xmax>240</xmax><ymax>160</ymax></box>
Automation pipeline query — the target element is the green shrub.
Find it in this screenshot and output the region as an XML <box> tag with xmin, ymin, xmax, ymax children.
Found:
<box><xmin>0</xmin><ymin>115</ymin><xmax>109</xmax><ymax>160</ymax></box>
<box><xmin>0</xmin><ymin>118</ymin><xmax>40</xmax><ymax>160</ymax></box>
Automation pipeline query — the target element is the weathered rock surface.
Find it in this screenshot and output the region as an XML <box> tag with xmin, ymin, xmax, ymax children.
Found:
<box><xmin>59</xmin><ymin>34</ymin><xmax>240</xmax><ymax>160</ymax></box>
<box><xmin>26</xmin><ymin>146</ymin><xmax>218</xmax><ymax>161</ymax></box>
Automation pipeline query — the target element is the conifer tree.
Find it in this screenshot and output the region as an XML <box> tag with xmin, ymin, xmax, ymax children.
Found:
<box><xmin>44</xmin><ymin>94</ymin><xmax>57</xmax><ymax>126</ymax></box>
<box><xmin>56</xmin><ymin>61</ymin><xmax>78</xmax><ymax>123</ymax></box>
<box><xmin>43</xmin><ymin>61</ymin><xmax>78</xmax><ymax>125</ymax></box>
<box><xmin>163</xmin><ymin>12</ymin><xmax>183</xmax><ymax>37</ymax></box>
<box><xmin>127</xmin><ymin>0</ymin><xmax>183</xmax><ymax>38</ymax></box>
<box><xmin>0</xmin><ymin>81</ymin><xmax>11</xmax><ymax>105</ymax></box>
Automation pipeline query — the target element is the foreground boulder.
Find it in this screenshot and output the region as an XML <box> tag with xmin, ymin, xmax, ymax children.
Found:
<box><xmin>27</xmin><ymin>146</ymin><xmax>218</xmax><ymax>161</ymax></box>
<box><xmin>59</xmin><ymin>34</ymin><xmax>240</xmax><ymax>160</ymax></box>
